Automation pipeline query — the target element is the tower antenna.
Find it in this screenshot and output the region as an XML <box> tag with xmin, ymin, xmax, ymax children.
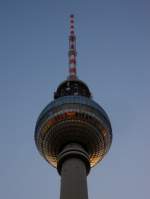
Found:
<box><xmin>68</xmin><ymin>14</ymin><xmax>77</xmax><ymax>80</ymax></box>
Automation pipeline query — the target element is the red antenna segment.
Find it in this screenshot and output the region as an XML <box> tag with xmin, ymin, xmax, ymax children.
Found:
<box><xmin>68</xmin><ymin>14</ymin><xmax>77</xmax><ymax>80</ymax></box>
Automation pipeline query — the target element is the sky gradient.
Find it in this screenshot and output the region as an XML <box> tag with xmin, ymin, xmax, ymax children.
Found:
<box><xmin>0</xmin><ymin>0</ymin><xmax>150</xmax><ymax>199</ymax></box>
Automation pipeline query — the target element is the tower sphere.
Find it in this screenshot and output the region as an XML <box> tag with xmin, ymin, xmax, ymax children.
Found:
<box><xmin>35</xmin><ymin>78</ymin><xmax>112</xmax><ymax>168</ymax></box>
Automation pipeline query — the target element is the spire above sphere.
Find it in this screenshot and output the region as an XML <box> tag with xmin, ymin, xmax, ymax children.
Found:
<box><xmin>68</xmin><ymin>14</ymin><xmax>77</xmax><ymax>80</ymax></box>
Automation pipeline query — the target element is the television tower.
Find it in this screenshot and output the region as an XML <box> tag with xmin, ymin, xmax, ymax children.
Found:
<box><xmin>35</xmin><ymin>15</ymin><xmax>112</xmax><ymax>199</ymax></box>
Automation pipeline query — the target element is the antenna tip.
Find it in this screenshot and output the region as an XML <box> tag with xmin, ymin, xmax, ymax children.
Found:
<box><xmin>70</xmin><ymin>14</ymin><xmax>74</xmax><ymax>18</ymax></box>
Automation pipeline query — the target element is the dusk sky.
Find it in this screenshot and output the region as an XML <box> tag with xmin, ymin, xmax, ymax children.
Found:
<box><xmin>0</xmin><ymin>0</ymin><xmax>150</xmax><ymax>199</ymax></box>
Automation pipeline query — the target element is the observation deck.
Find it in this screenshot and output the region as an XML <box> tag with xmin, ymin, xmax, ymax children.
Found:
<box><xmin>35</xmin><ymin>80</ymin><xmax>112</xmax><ymax>168</ymax></box>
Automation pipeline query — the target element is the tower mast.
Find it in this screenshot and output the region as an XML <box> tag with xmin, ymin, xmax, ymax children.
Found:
<box><xmin>68</xmin><ymin>14</ymin><xmax>77</xmax><ymax>80</ymax></box>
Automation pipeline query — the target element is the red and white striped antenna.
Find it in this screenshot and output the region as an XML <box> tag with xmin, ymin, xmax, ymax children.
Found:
<box><xmin>68</xmin><ymin>14</ymin><xmax>77</xmax><ymax>80</ymax></box>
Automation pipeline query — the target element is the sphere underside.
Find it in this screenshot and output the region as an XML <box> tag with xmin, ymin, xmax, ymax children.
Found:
<box><xmin>35</xmin><ymin>96</ymin><xmax>112</xmax><ymax>167</ymax></box>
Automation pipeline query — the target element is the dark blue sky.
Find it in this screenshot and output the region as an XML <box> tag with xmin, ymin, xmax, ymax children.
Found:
<box><xmin>0</xmin><ymin>0</ymin><xmax>150</xmax><ymax>199</ymax></box>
